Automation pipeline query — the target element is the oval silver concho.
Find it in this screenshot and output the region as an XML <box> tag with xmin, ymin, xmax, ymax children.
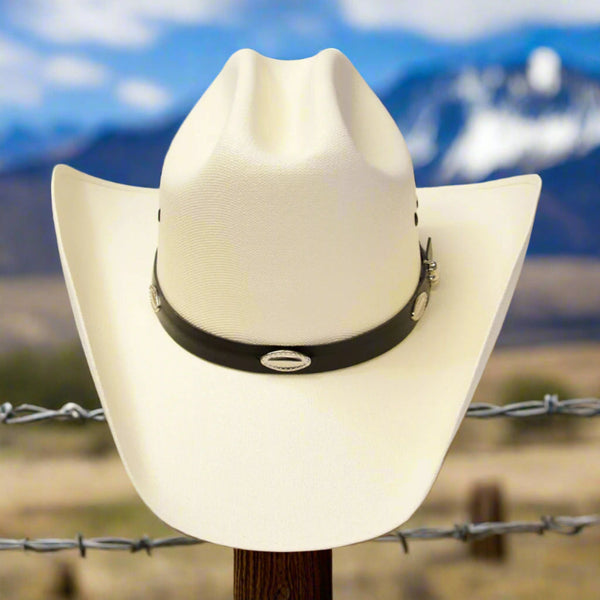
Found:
<box><xmin>411</xmin><ymin>291</ymin><xmax>429</xmax><ymax>322</ymax></box>
<box><xmin>260</xmin><ymin>350</ymin><xmax>312</xmax><ymax>373</ymax></box>
<box><xmin>149</xmin><ymin>285</ymin><xmax>161</xmax><ymax>313</ymax></box>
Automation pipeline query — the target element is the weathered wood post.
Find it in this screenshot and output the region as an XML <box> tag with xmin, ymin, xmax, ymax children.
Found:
<box><xmin>468</xmin><ymin>481</ymin><xmax>506</xmax><ymax>561</ymax></box>
<box><xmin>51</xmin><ymin>562</ymin><xmax>79</xmax><ymax>599</ymax></box>
<box><xmin>234</xmin><ymin>549</ymin><xmax>332</xmax><ymax>600</ymax></box>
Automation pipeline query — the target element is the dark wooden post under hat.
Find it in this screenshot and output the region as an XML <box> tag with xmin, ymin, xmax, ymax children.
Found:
<box><xmin>234</xmin><ymin>548</ymin><xmax>332</xmax><ymax>599</ymax></box>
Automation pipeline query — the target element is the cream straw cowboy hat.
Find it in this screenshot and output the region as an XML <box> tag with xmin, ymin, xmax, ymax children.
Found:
<box><xmin>52</xmin><ymin>48</ymin><xmax>540</xmax><ymax>551</ymax></box>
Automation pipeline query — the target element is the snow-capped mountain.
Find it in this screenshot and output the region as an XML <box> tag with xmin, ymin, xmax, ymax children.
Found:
<box><xmin>389</xmin><ymin>47</ymin><xmax>600</xmax><ymax>182</ymax></box>
<box><xmin>0</xmin><ymin>47</ymin><xmax>599</xmax><ymax>276</ymax></box>
<box><xmin>388</xmin><ymin>47</ymin><xmax>600</xmax><ymax>256</ymax></box>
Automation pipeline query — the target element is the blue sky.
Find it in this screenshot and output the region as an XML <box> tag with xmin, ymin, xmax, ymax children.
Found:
<box><xmin>1</xmin><ymin>0</ymin><xmax>600</xmax><ymax>132</ymax></box>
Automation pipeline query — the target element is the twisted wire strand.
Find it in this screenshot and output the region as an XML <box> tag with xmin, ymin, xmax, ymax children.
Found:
<box><xmin>2</xmin><ymin>396</ymin><xmax>600</xmax><ymax>425</ymax></box>
<box><xmin>0</xmin><ymin>535</ymin><xmax>203</xmax><ymax>556</ymax></box>
<box><xmin>468</xmin><ymin>394</ymin><xmax>600</xmax><ymax>418</ymax></box>
<box><xmin>1</xmin><ymin>515</ymin><xmax>598</xmax><ymax>556</ymax></box>
<box><xmin>0</xmin><ymin>402</ymin><xmax>105</xmax><ymax>424</ymax></box>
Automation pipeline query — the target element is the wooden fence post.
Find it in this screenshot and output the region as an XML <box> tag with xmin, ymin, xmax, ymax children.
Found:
<box><xmin>51</xmin><ymin>562</ymin><xmax>79</xmax><ymax>599</ymax></box>
<box><xmin>468</xmin><ymin>481</ymin><xmax>506</xmax><ymax>561</ymax></box>
<box><xmin>234</xmin><ymin>549</ymin><xmax>332</xmax><ymax>600</ymax></box>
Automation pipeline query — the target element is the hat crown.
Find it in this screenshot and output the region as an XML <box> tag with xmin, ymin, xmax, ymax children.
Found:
<box><xmin>157</xmin><ymin>48</ymin><xmax>421</xmax><ymax>345</ymax></box>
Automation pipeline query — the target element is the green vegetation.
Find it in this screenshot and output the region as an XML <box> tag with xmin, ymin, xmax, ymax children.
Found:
<box><xmin>0</xmin><ymin>344</ymin><xmax>98</xmax><ymax>410</ymax></box>
<box><xmin>500</xmin><ymin>374</ymin><xmax>582</xmax><ymax>443</ymax></box>
<box><xmin>0</xmin><ymin>344</ymin><xmax>115</xmax><ymax>457</ymax></box>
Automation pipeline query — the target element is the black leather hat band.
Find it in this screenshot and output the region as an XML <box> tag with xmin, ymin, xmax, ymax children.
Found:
<box><xmin>150</xmin><ymin>239</ymin><xmax>438</xmax><ymax>374</ymax></box>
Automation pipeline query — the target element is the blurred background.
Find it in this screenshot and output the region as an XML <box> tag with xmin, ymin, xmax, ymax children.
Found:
<box><xmin>0</xmin><ymin>0</ymin><xmax>599</xmax><ymax>598</ymax></box>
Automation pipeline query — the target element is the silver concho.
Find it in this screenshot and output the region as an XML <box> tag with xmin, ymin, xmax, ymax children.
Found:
<box><xmin>149</xmin><ymin>285</ymin><xmax>161</xmax><ymax>313</ymax></box>
<box><xmin>411</xmin><ymin>291</ymin><xmax>429</xmax><ymax>322</ymax></box>
<box><xmin>260</xmin><ymin>349</ymin><xmax>311</xmax><ymax>373</ymax></box>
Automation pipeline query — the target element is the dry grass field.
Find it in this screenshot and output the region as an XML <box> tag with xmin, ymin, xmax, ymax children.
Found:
<box><xmin>0</xmin><ymin>342</ymin><xmax>598</xmax><ymax>599</ymax></box>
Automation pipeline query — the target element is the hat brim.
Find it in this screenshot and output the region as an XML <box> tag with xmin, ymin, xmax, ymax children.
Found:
<box><xmin>52</xmin><ymin>165</ymin><xmax>540</xmax><ymax>551</ymax></box>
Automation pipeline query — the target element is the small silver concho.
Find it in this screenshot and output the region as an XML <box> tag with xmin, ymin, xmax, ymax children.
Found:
<box><xmin>149</xmin><ymin>285</ymin><xmax>161</xmax><ymax>313</ymax></box>
<box><xmin>411</xmin><ymin>291</ymin><xmax>429</xmax><ymax>322</ymax></box>
<box><xmin>260</xmin><ymin>349</ymin><xmax>312</xmax><ymax>373</ymax></box>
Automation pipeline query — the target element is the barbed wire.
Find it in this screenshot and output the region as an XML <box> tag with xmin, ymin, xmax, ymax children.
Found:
<box><xmin>0</xmin><ymin>515</ymin><xmax>597</xmax><ymax>556</ymax></box>
<box><xmin>0</xmin><ymin>535</ymin><xmax>202</xmax><ymax>556</ymax></box>
<box><xmin>468</xmin><ymin>394</ymin><xmax>600</xmax><ymax>418</ymax></box>
<box><xmin>0</xmin><ymin>402</ymin><xmax>105</xmax><ymax>425</ymax></box>
<box><xmin>378</xmin><ymin>514</ymin><xmax>600</xmax><ymax>553</ymax></box>
<box><xmin>1</xmin><ymin>395</ymin><xmax>600</xmax><ymax>426</ymax></box>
